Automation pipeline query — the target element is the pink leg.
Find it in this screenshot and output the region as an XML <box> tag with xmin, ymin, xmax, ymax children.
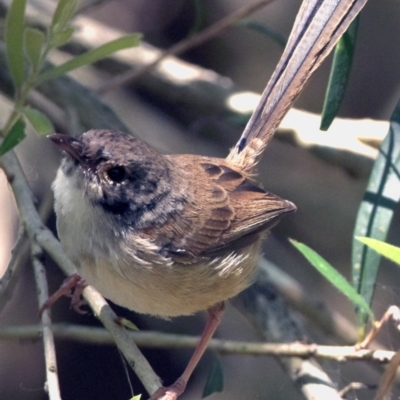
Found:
<box><xmin>39</xmin><ymin>273</ymin><xmax>88</xmax><ymax>316</ymax></box>
<box><xmin>149</xmin><ymin>302</ymin><xmax>225</xmax><ymax>400</ymax></box>
<box><xmin>67</xmin><ymin>276</ymin><xmax>88</xmax><ymax>314</ymax></box>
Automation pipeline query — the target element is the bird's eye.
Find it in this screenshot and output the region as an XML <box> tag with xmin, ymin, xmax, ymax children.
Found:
<box><xmin>106</xmin><ymin>166</ymin><xmax>126</xmax><ymax>183</ymax></box>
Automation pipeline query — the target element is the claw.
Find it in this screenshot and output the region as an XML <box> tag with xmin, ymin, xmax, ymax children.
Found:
<box><xmin>39</xmin><ymin>273</ymin><xmax>88</xmax><ymax>316</ymax></box>
<box><xmin>149</xmin><ymin>378</ymin><xmax>187</xmax><ymax>400</ymax></box>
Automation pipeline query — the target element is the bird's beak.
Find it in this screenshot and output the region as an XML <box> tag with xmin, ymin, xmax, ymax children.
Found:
<box><xmin>48</xmin><ymin>134</ymin><xmax>85</xmax><ymax>165</ymax></box>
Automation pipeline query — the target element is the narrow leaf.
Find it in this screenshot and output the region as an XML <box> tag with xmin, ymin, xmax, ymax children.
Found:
<box><xmin>5</xmin><ymin>0</ymin><xmax>27</xmax><ymax>89</ymax></box>
<box><xmin>352</xmin><ymin>100</ymin><xmax>400</xmax><ymax>328</ymax></box>
<box><xmin>22</xmin><ymin>107</ymin><xmax>54</xmax><ymax>136</ymax></box>
<box><xmin>320</xmin><ymin>18</ymin><xmax>359</xmax><ymax>130</ymax></box>
<box><xmin>188</xmin><ymin>0</ymin><xmax>205</xmax><ymax>36</ymax></box>
<box><xmin>239</xmin><ymin>20</ymin><xmax>286</xmax><ymax>48</ymax></box>
<box><xmin>51</xmin><ymin>0</ymin><xmax>78</xmax><ymax>33</ymax></box>
<box><xmin>129</xmin><ymin>395</ymin><xmax>142</xmax><ymax>400</ymax></box>
<box><xmin>291</xmin><ymin>239</ymin><xmax>375</xmax><ymax>322</ymax></box>
<box><xmin>39</xmin><ymin>33</ymin><xmax>142</xmax><ymax>82</ymax></box>
<box><xmin>51</xmin><ymin>27</ymin><xmax>75</xmax><ymax>48</ymax></box>
<box><xmin>356</xmin><ymin>237</ymin><xmax>400</xmax><ymax>266</ymax></box>
<box><xmin>0</xmin><ymin>119</ymin><xmax>26</xmax><ymax>156</ymax></box>
<box><xmin>24</xmin><ymin>27</ymin><xmax>45</xmax><ymax>68</ymax></box>
<box><xmin>202</xmin><ymin>355</ymin><xmax>224</xmax><ymax>398</ymax></box>
<box><xmin>116</xmin><ymin>317</ymin><xmax>139</xmax><ymax>331</ymax></box>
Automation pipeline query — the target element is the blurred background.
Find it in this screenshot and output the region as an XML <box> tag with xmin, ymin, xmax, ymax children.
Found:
<box><xmin>1</xmin><ymin>0</ymin><xmax>400</xmax><ymax>399</ymax></box>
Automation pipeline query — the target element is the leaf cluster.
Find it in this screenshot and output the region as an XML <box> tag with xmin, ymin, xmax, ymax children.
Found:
<box><xmin>0</xmin><ymin>0</ymin><xmax>141</xmax><ymax>155</ymax></box>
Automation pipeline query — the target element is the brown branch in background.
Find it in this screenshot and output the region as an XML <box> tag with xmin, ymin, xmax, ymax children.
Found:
<box><xmin>96</xmin><ymin>0</ymin><xmax>276</xmax><ymax>94</ymax></box>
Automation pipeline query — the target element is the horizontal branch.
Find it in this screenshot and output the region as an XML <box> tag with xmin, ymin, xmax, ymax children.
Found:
<box><xmin>0</xmin><ymin>324</ymin><xmax>394</xmax><ymax>364</ymax></box>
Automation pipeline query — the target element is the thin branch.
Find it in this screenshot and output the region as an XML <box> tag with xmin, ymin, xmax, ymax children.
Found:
<box><xmin>97</xmin><ymin>0</ymin><xmax>276</xmax><ymax>94</ymax></box>
<box><xmin>373</xmin><ymin>350</ymin><xmax>400</xmax><ymax>400</ymax></box>
<box><xmin>32</xmin><ymin>242</ymin><xmax>62</xmax><ymax>400</ymax></box>
<box><xmin>0</xmin><ymin>323</ymin><xmax>395</xmax><ymax>364</ymax></box>
<box><xmin>359</xmin><ymin>306</ymin><xmax>400</xmax><ymax>349</ymax></box>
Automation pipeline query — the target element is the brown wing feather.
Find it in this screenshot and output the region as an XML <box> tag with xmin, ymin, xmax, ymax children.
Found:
<box><xmin>154</xmin><ymin>155</ymin><xmax>295</xmax><ymax>262</ymax></box>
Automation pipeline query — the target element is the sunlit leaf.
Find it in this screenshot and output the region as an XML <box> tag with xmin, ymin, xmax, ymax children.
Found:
<box><xmin>0</xmin><ymin>119</ymin><xmax>26</xmax><ymax>156</ymax></box>
<box><xmin>5</xmin><ymin>0</ymin><xmax>27</xmax><ymax>89</ymax></box>
<box><xmin>129</xmin><ymin>395</ymin><xmax>141</xmax><ymax>400</ymax></box>
<box><xmin>291</xmin><ymin>239</ymin><xmax>375</xmax><ymax>323</ymax></box>
<box><xmin>320</xmin><ymin>18</ymin><xmax>359</xmax><ymax>130</ymax></box>
<box><xmin>24</xmin><ymin>27</ymin><xmax>45</xmax><ymax>68</ymax></box>
<box><xmin>22</xmin><ymin>107</ymin><xmax>54</xmax><ymax>136</ymax></box>
<box><xmin>202</xmin><ymin>355</ymin><xmax>224</xmax><ymax>398</ymax></box>
<box><xmin>352</xmin><ymin>100</ymin><xmax>400</xmax><ymax>329</ymax></box>
<box><xmin>356</xmin><ymin>237</ymin><xmax>400</xmax><ymax>266</ymax></box>
<box><xmin>39</xmin><ymin>33</ymin><xmax>142</xmax><ymax>82</ymax></box>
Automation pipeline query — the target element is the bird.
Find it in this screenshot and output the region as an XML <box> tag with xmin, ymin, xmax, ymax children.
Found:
<box><xmin>48</xmin><ymin>0</ymin><xmax>368</xmax><ymax>398</ymax></box>
<box><xmin>49</xmin><ymin>129</ymin><xmax>295</xmax><ymax>399</ymax></box>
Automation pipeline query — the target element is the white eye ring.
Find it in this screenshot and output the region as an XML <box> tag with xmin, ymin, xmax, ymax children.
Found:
<box><xmin>106</xmin><ymin>166</ymin><xmax>126</xmax><ymax>183</ymax></box>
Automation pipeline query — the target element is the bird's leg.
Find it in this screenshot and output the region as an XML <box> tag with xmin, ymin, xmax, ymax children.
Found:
<box><xmin>149</xmin><ymin>302</ymin><xmax>225</xmax><ymax>400</ymax></box>
<box><xmin>39</xmin><ymin>273</ymin><xmax>88</xmax><ymax>316</ymax></box>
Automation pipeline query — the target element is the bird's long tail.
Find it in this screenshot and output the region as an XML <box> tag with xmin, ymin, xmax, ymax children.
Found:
<box><xmin>227</xmin><ymin>0</ymin><xmax>368</xmax><ymax>171</ymax></box>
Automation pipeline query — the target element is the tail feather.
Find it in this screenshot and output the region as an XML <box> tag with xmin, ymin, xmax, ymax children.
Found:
<box><xmin>227</xmin><ymin>0</ymin><xmax>368</xmax><ymax>171</ymax></box>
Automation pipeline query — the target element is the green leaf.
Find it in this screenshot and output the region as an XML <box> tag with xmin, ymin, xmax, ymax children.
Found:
<box><xmin>116</xmin><ymin>317</ymin><xmax>139</xmax><ymax>331</ymax></box>
<box><xmin>238</xmin><ymin>20</ymin><xmax>286</xmax><ymax>49</ymax></box>
<box><xmin>5</xmin><ymin>0</ymin><xmax>27</xmax><ymax>90</ymax></box>
<box><xmin>320</xmin><ymin>18</ymin><xmax>359</xmax><ymax>131</ymax></box>
<box><xmin>51</xmin><ymin>0</ymin><xmax>79</xmax><ymax>34</ymax></box>
<box><xmin>0</xmin><ymin>119</ymin><xmax>26</xmax><ymax>156</ymax></box>
<box><xmin>352</xmin><ymin>100</ymin><xmax>400</xmax><ymax>329</ymax></box>
<box><xmin>356</xmin><ymin>237</ymin><xmax>400</xmax><ymax>266</ymax></box>
<box><xmin>291</xmin><ymin>239</ymin><xmax>375</xmax><ymax>323</ymax></box>
<box><xmin>24</xmin><ymin>27</ymin><xmax>45</xmax><ymax>68</ymax></box>
<box><xmin>188</xmin><ymin>0</ymin><xmax>204</xmax><ymax>36</ymax></box>
<box><xmin>39</xmin><ymin>33</ymin><xmax>142</xmax><ymax>82</ymax></box>
<box><xmin>202</xmin><ymin>355</ymin><xmax>224</xmax><ymax>398</ymax></box>
<box><xmin>51</xmin><ymin>27</ymin><xmax>75</xmax><ymax>48</ymax></box>
<box><xmin>129</xmin><ymin>395</ymin><xmax>141</xmax><ymax>400</ymax></box>
<box><xmin>22</xmin><ymin>107</ymin><xmax>54</xmax><ymax>136</ymax></box>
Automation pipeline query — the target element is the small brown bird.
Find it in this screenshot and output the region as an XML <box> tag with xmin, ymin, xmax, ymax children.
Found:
<box><xmin>49</xmin><ymin>129</ymin><xmax>294</xmax><ymax>399</ymax></box>
<box><xmin>51</xmin><ymin>130</ymin><xmax>294</xmax><ymax>318</ymax></box>
<box><xmin>49</xmin><ymin>0</ymin><xmax>367</xmax><ymax>398</ymax></box>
